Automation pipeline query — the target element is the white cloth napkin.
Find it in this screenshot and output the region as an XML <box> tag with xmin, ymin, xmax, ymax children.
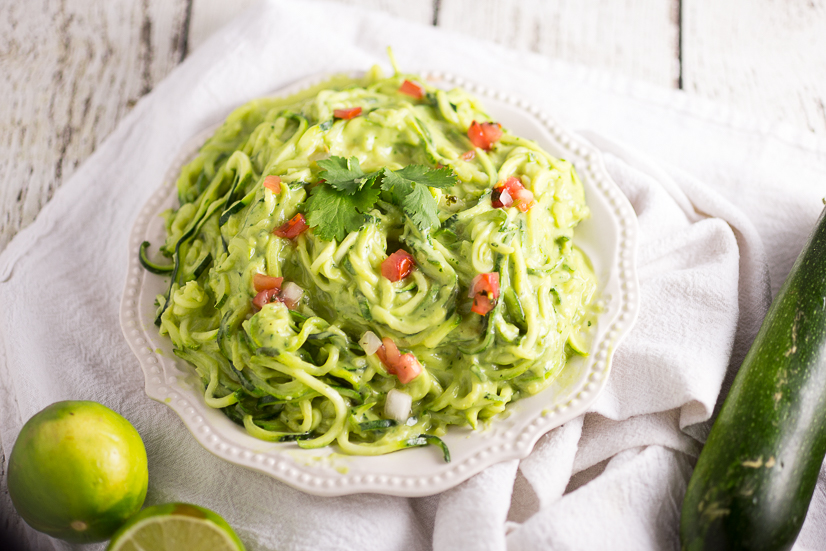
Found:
<box><xmin>2</xmin><ymin>1</ymin><xmax>825</xmax><ymax>550</ymax></box>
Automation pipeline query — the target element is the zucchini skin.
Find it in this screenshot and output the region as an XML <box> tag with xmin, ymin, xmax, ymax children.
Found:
<box><xmin>681</xmin><ymin>207</ymin><xmax>826</xmax><ymax>551</ymax></box>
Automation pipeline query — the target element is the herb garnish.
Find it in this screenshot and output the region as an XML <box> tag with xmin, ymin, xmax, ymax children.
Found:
<box><xmin>305</xmin><ymin>156</ymin><xmax>457</xmax><ymax>241</ymax></box>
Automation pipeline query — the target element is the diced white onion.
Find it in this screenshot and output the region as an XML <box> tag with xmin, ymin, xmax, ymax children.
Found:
<box><xmin>499</xmin><ymin>188</ymin><xmax>513</xmax><ymax>207</ymax></box>
<box><xmin>384</xmin><ymin>389</ymin><xmax>412</xmax><ymax>423</ymax></box>
<box><xmin>359</xmin><ymin>331</ymin><xmax>382</xmax><ymax>355</ymax></box>
<box><xmin>281</xmin><ymin>281</ymin><xmax>304</xmax><ymax>304</ymax></box>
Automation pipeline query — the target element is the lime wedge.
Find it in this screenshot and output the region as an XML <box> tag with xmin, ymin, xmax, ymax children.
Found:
<box><xmin>107</xmin><ymin>503</ymin><xmax>245</xmax><ymax>551</ymax></box>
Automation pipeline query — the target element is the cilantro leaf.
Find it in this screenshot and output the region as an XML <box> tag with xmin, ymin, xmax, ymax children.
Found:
<box><xmin>381</xmin><ymin>165</ymin><xmax>457</xmax><ymax>232</ymax></box>
<box><xmin>317</xmin><ymin>156</ymin><xmax>366</xmax><ymax>194</ymax></box>
<box><xmin>317</xmin><ymin>155</ymin><xmax>385</xmax><ymax>195</ymax></box>
<box><xmin>380</xmin><ymin>169</ymin><xmax>402</xmax><ymax>192</ymax></box>
<box><xmin>391</xmin><ymin>165</ymin><xmax>457</xmax><ymax>189</ymax></box>
<box><xmin>399</xmin><ymin>183</ymin><xmax>441</xmax><ymax>230</ymax></box>
<box><xmin>385</xmin><ymin>180</ymin><xmax>440</xmax><ymax>233</ymax></box>
<box><xmin>305</xmin><ymin>184</ymin><xmax>381</xmax><ymax>241</ymax></box>
<box><xmin>307</xmin><ymin>158</ymin><xmax>457</xmax><ymax>239</ymax></box>
<box><xmin>350</xmin><ymin>184</ymin><xmax>382</xmax><ymax>212</ymax></box>
<box><xmin>359</xmin><ymin>170</ymin><xmax>384</xmax><ymax>191</ymax></box>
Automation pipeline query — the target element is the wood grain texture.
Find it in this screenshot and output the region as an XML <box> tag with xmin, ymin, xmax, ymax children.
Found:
<box><xmin>437</xmin><ymin>0</ymin><xmax>681</xmax><ymax>88</ymax></box>
<box><xmin>3</xmin><ymin>0</ymin><xmax>826</xmax><ymax>254</ymax></box>
<box><xmin>188</xmin><ymin>0</ymin><xmax>436</xmax><ymax>52</ymax></box>
<box><xmin>0</xmin><ymin>0</ymin><xmax>191</xmax><ymax>252</ymax></box>
<box><xmin>683</xmin><ymin>0</ymin><xmax>826</xmax><ymax>134</ymax></box>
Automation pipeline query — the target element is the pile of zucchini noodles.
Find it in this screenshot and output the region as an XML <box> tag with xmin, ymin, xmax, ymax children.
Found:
<box><xmin>146</xmin><ymin>63</ymin><xmax>597</xmax><ymax>460</ymax></box>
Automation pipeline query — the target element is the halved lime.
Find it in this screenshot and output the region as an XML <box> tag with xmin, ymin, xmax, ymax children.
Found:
<box><xmin>107</xmin><ymin>503</ymin><xmax>245</xmax><ymax>551</ymax></box>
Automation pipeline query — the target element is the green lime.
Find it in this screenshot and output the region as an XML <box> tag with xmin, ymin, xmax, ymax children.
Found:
<box><xmin>8</xmin><ymin>400</ymin><xmax>148</xmax><ymax>543</ymax></box>
<box><xmin>107</xmin><ymin>503</ymin><xmax>246</xmax><ymax>551</ymax></box>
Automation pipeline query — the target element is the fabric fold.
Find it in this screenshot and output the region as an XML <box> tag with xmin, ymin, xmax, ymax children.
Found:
<box><xmin>507</xmin><ymin>446</ymin><xmax>693</xmax><ymax>550</ymax></box>
<box><xmin>433</xmin><ymin>460</ymin><xmax>519</xmax><ymax>551</ymax></box>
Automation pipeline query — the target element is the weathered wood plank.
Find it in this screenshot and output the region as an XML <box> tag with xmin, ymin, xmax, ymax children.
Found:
<box><xmin>437</xmin><ymin>0</ymin><xmax>681</xmax><ymax>88</ymax></box>
<box><xmin>187</xmin><ymin>0</ymin><xmax>435</xmax><ymax>53</ymax></box>
<box><xmin>5</xmin><ymin>0</ymin><xmax>826</xmax><ymax>255</ymax></box>
<box><xmin>682</xmin><ymin>0</ymin><xmax>826</xmax><ymax>134</ymax></box>
<box><xmin>0</xmin><ymin>0</ymin><xmax>191</xmax><ymax>253</ymax></box>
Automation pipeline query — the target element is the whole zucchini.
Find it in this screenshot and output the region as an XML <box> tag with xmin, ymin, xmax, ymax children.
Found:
<box><xmin>681</xmin><ymin>206</ymin><xmax>826</xmax><ymax>551</ymax></box>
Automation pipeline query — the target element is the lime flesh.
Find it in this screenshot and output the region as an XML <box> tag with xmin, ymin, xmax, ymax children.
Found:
<box><xmin>108</xmin><ymin>503</ymin><xmax>246</xmax><ymax>551</ymax></box>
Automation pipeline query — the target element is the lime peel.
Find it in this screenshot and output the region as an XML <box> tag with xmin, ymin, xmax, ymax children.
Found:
<box><xmin>8</xmin><ymin>401</ymin><xmax>148</xmax><ymax>543</ymax></box>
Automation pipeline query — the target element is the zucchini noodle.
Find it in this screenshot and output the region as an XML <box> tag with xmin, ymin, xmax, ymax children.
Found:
<box><xmin>149</xmin><ymin>64</ymin><xmax>598</xmax><ymax>460</ymax></box>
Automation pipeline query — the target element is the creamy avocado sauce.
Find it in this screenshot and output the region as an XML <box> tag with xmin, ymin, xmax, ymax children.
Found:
<box><xmin>154</xmin><ymin>65</ymin><xmax>597</xmax><ymax>457</ymax></box>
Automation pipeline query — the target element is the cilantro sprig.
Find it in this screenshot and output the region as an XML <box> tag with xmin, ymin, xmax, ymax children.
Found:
<box><xmin>305</xmin><ymin>156</ymin><xmax>457</xmax><ymax>241</ymax></box>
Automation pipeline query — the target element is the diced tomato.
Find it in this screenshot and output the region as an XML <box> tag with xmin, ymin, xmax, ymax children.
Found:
<box><xmin>492</xmin><ymin>176</ymin><xmax>534</xmax><ymax>212</ymax></box>
<box><xmin>374</xmin><ymin>338</ymin><xmax>390</xmax><ymax>367</ymax></box>
<box><xmin>471</xmin><ymin>294</ymin><xmax>494</xmax><ymax>316</ymax></box>
<box><xmin>467</xmin><ymin>120</ymin><xmax>503</xmax><ymax>151</ymax></box>
<box><xmin>252</xmin><ymin>288</ymin><xmax>281</xmax><ymax>310</ymax></box>
<box><xmin>253</xmin><ymin>273</ymin><xmax>283</xmax><ymax>293</ymax></box>
<box><xmin>467</xmin><ymin>121</ymin><xmax>487</xmax><ymax>149</ymax></box>
<box><xmin>274</xmin><ymin>213</ymin><xmax>309</xmax><ymax>239</ymax></box>
<box><xmin>482</xmin><ymin>122</ymin><xmax>503</xmax><ymax>145</ymax></box>
<box><xmin>381</xmin><ymin>250</ymin><xmax>416</xmax><ymax>282</ymax></box>
<box><xmin>469</xmin><ymin>272</ymin><xmax>500</xmax><ymax>315</ymax></box>
<box><xmin>501</xmin><ymin>176</ymin><xmax>522</xmax><ymax>195</ymax></box>
<box><xmin>333</xmin><ymin>107</ymin><xmax>362</xmax><ymax>120</ymax></box>
<box><xmin>263</xmin><ymin>175</ymin><xmax>282</xmax><ymax>194</ymax></box>
<box><xmin>251</xmin><ymin>280</ymin><xmax>303</xmax><ymax>311</ymax></box>
<box><xmin>470</xmin><ymin>272</ymin><xmax>501</xmax><ymax>298</ymax></box>
<box><xmin>514</xmin><ymin>188</ymin><xmax>535</xmax><ymax>212</ymax></box>
<box><xmin>393</xmin><ymin>354</ymin><xmax>423</xmax><ymax>384</ymax></box>
<box><xmin>374</xmin><ymin>343</ymin><xmax>386</xmax><ymax>365</ymax></box>
<box><xmin>399</xmin><ymin>79</ymin><xmax>425</xmax><ymax>99</ymax></box>
<box><xmin>382</xmin><ymin>337</ymin><xmax>400</xmax><ymax>365</ymax></box>
<box><xmin>460</xmin><ymin>150</ymin><xmax>476</xmax><ymax>161</ymax></box>
<box><xmin>375</xmin><ymin>337</ymin><xmax>422</xmax><ymax>384</ymax></box>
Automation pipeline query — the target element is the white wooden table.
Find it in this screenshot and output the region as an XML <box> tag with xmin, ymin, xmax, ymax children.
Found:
<box><xmin>2</xmin><ymin>0</ymin><xmax>825</xmax><ymax>254</ymax></box>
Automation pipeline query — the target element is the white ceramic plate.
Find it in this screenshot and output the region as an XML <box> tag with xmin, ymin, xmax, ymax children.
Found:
<box><xmin>120</xmin><ymin>72</ymin><xmax>640</xmax><ymax>497</ymax></box>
